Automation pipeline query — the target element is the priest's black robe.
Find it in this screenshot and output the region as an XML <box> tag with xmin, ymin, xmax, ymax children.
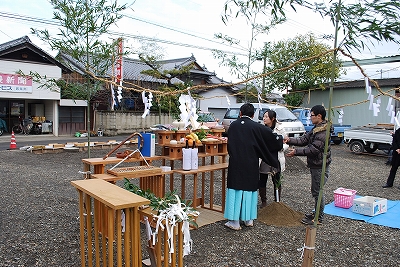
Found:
<box><xmin>227</xmin><ymin>116</ymin><xmax>283</xmax><ymax>192</ymax></box>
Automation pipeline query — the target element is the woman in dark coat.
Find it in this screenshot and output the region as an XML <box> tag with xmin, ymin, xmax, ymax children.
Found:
<box><xmin>224</xmin><ymin>103</ymin><xmax>283</xmax><ymax>230</ymax></box>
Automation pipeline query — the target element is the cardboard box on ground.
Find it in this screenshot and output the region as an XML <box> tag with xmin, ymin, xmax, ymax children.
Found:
<box><xmin>352</xmin><ymin>196</ymin><xmax>388</xmax><ymax>216</ymax></box>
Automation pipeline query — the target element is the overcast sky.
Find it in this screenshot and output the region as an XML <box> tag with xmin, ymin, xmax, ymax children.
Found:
<box><xmin>1</xmin><ymin>0</ymin><xmax>399</xmax><ymax>83</ymax></box>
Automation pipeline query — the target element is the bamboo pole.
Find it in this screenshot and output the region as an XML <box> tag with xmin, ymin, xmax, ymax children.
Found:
<box><xmin>302</xmin><ymin>2</ymin><xmax>342</xmax><ymax>266</ymax></box>
<box><xmin>301</xmin><ymin>226</ymin><xmax>317</xmax><ymax>267</ymax></box>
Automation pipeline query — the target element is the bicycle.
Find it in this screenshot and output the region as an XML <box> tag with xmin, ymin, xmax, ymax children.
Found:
<box><xmin>12</xmin><ymin>119</ymin><xmax>33</xmax><ymax>135</ymax></box>
<box><xmin>0</xmin><ymin>118</ymin><xmax>6</xmax><ymax>136</ymax></box>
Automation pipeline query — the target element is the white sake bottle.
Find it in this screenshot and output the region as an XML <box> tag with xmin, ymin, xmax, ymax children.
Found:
<box><xmin>191</xmin><ymin>141</ymin><xmax>198</xmax><ymax>170</ymax></box>
<box><xmin>182</xmin><ymin>140</ymin><xmax>192</xmax><ymax>170</ymax></box>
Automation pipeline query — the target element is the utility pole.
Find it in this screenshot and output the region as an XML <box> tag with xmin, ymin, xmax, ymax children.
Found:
<box><xmin>258</xmin><ymin>42</ymin><xmax>269</xmax><ymax>95</ymax></box>
<box><xmin>262</xmin><ymin>56</ymin><xmax>266</xmax><ymax>91</ymax></box>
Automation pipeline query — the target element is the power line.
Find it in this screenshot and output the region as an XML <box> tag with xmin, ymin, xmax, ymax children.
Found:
<box><xmin>0</xmin><ymin>11</ymin><xmax>248</xmax><ymax>56</ymax></box>
<box><xmin>0</xmin><ymin>29</ymin><xmax>12</xmax><ymax>39</ymax></box>
<box><xmin>107</xmin><ymin>30</ymin><xmax>247</xmax><ymax>56</ymax></box>
<box><xmin>122</xmin><ymin>13</ymin><xmax>248</xmax><ymax>52</ymax></box>
<box><xmin>0</xmin><ymin>11</ymin><xmax>59</xmax><ymax>26</ymax></box>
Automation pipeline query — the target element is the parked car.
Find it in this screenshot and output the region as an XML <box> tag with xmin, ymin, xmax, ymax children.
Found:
<box><xmin>222</xmin><ymin>103</ymin><xmax>305</xmax><ymax>137</ymax></box>
<box><xmin>292</xmin><ymin>108</ymin><xmax>352</xmax><ymax>145</ymax></box>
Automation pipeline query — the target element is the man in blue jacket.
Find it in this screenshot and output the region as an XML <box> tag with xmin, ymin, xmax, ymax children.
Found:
<box><xmin>224</xmin><ymin>103</ymin><xmax>283</xmax><ymax>230</ymax></box>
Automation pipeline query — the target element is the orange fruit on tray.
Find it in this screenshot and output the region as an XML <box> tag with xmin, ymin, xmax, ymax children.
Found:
<box><xmin>187</xmin><ymin>139</ymin><xmax>194</xmax><ymax>147</ymax></box>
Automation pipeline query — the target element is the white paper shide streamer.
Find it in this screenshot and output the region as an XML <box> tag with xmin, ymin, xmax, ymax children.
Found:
<box><xmin>306</xmin><ymin>111</ymin><xmax>311</xmax><ymax>126</ymax></box>
<box><xmin>338</xmin><ymin>108</ymin><xmax>344</xmax><ymax>125</ymax></box>
<box><xmin>368</xmin><ymin>94</ymin><xmax>374</xmax><ymax>111</ymax></box>
<box><xmin>152</xmin><ymin>196</ymin><xmax>200</xmax><ymax>261</ymax></box>
<box><xmin>365</xmin><ymin>77</ymin><xmax>371</xmax><ymax>95</ymax></box>
<box><xmin>387</xmin><ymin>98</ymin><xmax>392</xmax><ymax>111</ymax></box>
<box><xmin>391</xmin><ymin>111</ymin><xmax>396</xmax><ymax>124</ymax></box>
<box><xmin>178</xmin><ymin>92</ymin><xmax>200</xmax><ymax>129</ymax></box>
<box><xmin>395</xmin><ymin>112</ymin><xmax>400</xmax><ymax>130</ymax></box>
<box><xmin>141</xmin><ymin>91</ymin><xmax>153</xmax><ymax>118</ymax></box>
<box><xmin>226</xmin><ymin>95</ymin><xmax>231</xmax><ymax>109</ymax></box>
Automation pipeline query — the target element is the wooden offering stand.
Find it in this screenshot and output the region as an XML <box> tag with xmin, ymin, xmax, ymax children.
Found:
<box><xmin>71</xmin><ymin>179</ymin><xmax>150</xmax><ymax>267</ymax></box>
<box><xmin>156</xmin><ymin>130</ymin><xmax>190</xmax><ymax>145</ymax></box>
<box><xmin>103</xmin><ymin>132</ymin><xmax>144</xmax><ymax>160</ymax></box>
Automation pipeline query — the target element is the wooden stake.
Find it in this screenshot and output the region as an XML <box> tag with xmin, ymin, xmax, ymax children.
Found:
<box><xmin>301</xmin><ymin>226</ymin><xmax>316</xmax><ymax>267</ymax></box>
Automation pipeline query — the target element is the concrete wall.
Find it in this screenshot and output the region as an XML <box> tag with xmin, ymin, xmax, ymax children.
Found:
<box><xmin>198</xmin><ymin>87</ymin><xmax>236</xmax><ymax>112</ymax></box>
<box><xmin>94</xmin><ymin>111</ymin><xmax>174</xmax><ymax>136</ymax></box>
<box><xmin>197</xmin><ymin>87</ymin><xmax>237</xmax><ymax>122</ymax></box>
<box><xmin>304</xmin><ymin>85</ymin><xmax>395</xmax><ymax>127</ymax></box>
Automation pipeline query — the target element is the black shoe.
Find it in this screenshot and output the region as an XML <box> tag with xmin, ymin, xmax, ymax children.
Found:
<box><xmin>301</xmin><ymin>217</ymin><xmax>322</xmax><ymax>225</ymax></box>
<box><xmin>382</xmin><ymin>184</ymin><xmax>393</xmax><ymax>188</ymax></box>
<box><xmin>385</xmin><ymin>161</ymin><xmax>391</xmax><ymax>165</ymax></box>
<box><xmin>397</xmin><ymin>186</ymin><xmax>400</xmax><ymax>190</ymax></box>
<box><xmin>304</xmin><ymin>212</ymin><xmax>315</xmax><ymax>220</ymax></box>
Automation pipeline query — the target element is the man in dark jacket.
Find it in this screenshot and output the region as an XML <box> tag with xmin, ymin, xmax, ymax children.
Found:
<box><xmin>224</xmin><ymin>103</ymin><xmax>283</xmax><ymax>230</ymax></box>
<box><xmin>383</xmin><ymin>127</ymin><xmax>400</xmax><ymax>188</ymax></box>
<box><xmin>284</xmin><ymin>105</ymin><xmax>332</xmax><ymax>225</ymax></box>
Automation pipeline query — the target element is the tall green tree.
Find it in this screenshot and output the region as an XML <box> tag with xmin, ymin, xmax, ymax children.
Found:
<box><xmin>31</xmin><ymin>0</ymin><xmax>129</xmax><ymax>157</ymax></box>
<box><xmin>265</xmin><ymin>33</ymin><xmax>343</xmax><ymax>98</ymax></box>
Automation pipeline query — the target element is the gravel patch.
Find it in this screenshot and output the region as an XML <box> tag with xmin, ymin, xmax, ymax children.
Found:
<box><xmin>0</xmin><ymin>145</ymin><xmax>399</xmax><ymax>266</ymax></box>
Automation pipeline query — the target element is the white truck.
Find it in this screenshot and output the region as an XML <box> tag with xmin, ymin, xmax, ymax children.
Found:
<box><xmin>221</xmin><ymin>103</ymin><xmax>305</xmax><ymax>137</ymax></box>
<box><xmin>343</xmin><ymin>123</ymin><xmax>394</xmax><ymax>153</ymax></box>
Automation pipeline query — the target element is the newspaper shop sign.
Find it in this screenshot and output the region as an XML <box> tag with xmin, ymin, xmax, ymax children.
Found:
<box><xmin>0</xmin><ymin>73</ymin><xmax>33</xmax><ymax>93</ymax></box>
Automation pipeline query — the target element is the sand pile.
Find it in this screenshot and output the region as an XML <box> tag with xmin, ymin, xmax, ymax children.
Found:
<box><xmin>258</xmin><ymin>202</ymin><xmax>304</xmax><ymax>226</ymax></box>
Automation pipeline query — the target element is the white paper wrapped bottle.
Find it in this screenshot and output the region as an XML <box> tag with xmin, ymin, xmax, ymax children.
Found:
<box><xmin>191</xmin><ymin>142</ymin><xmax>198</xmax><ymax>170</ymax></box>
<box><xmin>182</xmin><ymin>140</ymin><xmax>192</xmax><ymax>170</ymax></box>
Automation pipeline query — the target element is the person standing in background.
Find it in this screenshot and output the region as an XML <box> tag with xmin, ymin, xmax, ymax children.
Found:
<box><xmin>224</xmin><ymin>103</ymin><xmax>283</xmax><ymax>230</ymax></box>
<box><xmin>284</xmin><ymin>105</ymin><xmax>332</xmax><ymax>225</ymax></box>
<box><xmin>385</xmin><ymin>130</ymin><xmax>395</xmax><ymax>165</ymax></box>
<box><xmin>259</xmin><ymin>109</ymin><xmax>289</xmax><ymax>207</ymax></box>
<box><xmin>395</xmin><ymin>90</ymin><xmax>400</xmax><ymax>115</ymax></box>
<box><xmin>383</xmin><ymin>127</ymin><xmax>400</xmax><ymax>188</ymax></box>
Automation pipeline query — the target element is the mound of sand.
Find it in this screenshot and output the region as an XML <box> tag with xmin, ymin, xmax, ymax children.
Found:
<box><xmin>258</xmin><ymin>202</ymin><xmax>304</xmax><ymax>226</ymax></box>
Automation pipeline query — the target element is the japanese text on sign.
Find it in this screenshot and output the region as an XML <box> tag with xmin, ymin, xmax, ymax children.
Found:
<box><xmin>0</xmin><ymin>73</ymin><xmax>33</xmax><ymax>93</ymax></box>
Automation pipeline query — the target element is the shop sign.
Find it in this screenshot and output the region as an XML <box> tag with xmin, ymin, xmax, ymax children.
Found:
<box><xmin>0</xmin><ymin>73</ymin><xmax>33</xmax><ymax>93</ymax></box>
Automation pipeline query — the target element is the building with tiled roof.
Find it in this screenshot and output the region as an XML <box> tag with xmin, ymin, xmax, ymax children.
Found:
<box><xmin>0</xmin><ymin>36</ymin><xmax>75</xmax><ymax>136</ymax></box>
<box><xmin>59</xmin><ymin>51</ymin><xmax>239</xmax><ymax>114</ymax></box>
<box><xmin>0</xmin><ymin>36</ymin><xmax>70</xmax><ymax>72</ymax></box>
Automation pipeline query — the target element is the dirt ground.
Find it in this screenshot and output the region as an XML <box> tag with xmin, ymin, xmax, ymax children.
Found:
<box><xmin>0</xmin><ymin>144</ymin><xmax>399</xmax><ymax>267</ymax></box>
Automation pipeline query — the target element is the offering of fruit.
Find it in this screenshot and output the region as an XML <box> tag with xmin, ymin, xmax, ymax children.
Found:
<box><xmin>185</xmin><ymin>132</ymin><xmax>202</xmax><ymax>146</ymax></box>
<box><xmin>186</xmin><ymin>132</ymin><xmax>199</xmax><ymax>141</ymax></box>
<box><xmin>188</xmin><ymin>139</ymin><xmax>194</xmax><ymax>147</ymax></box>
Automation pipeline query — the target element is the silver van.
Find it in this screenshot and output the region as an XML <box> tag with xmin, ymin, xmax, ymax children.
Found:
<box><xmin>222</xmin><ymin>104</ymin><xmax>305</xmax><ymax>137</ymax></box>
